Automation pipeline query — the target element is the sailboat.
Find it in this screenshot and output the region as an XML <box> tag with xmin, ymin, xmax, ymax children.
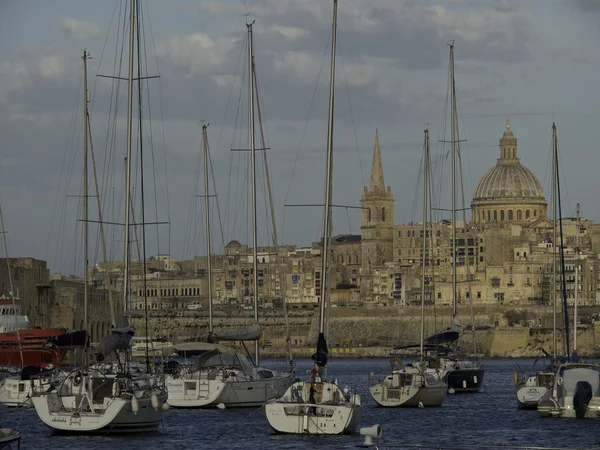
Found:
<box><xmin>166</xmin><ymin>24</ymin><xmax>294</xmax><ymax>409</ymax></box>
<box><xmin>264</xmin><ymin>0</ymin><xmax>362</xmax><ymax>434</ymax></box>
<box><xmin>31</xmin><ymin>1</ymin><xmax>169</xmax><ymax>432</ymax></box>
<box><xmin>369</xmin><ymin>129</ymin><xmax>447</xmax><ymax>407</ymax></box>
<box><xmin>428</xmin><ymin>42</ymin><xmax>484</xmax><ymax>393</ymax></box>
<box><xmin>515</xmin><ymin>123</ymin><xmax>561</xmax><ymax>409</ymax></box>
<box><xmin>537</xmin><ymin>123</ymin><xmax>600</xmax><ymax>419</ymax></box>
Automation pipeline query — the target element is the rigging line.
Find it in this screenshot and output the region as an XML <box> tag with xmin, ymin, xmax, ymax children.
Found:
<box><xmin>217</xmin><ymin>30</ymin><xmax>246</xmax><ymax>245</ymax></box>
<box><xmin>281</xmin><ymin>32</ymin><xmax>331</xmax><ymax>244</ymax></box>
<box><xmin>89</xmin><ymin>0</ymin><xmax>120</xmax><ymax>119</ymax></box>
<box><xmin>144</xmin><ymin>1</ymin><xmax>171</xmax><ymax>254</ymax></box>
<box><xmin>336</xmin><ymin>30</ymin><xmax>366</xmax><ymax>188</ymax></box>
<box><xmin>139</xmin><ymin>2</ymin><xmax>163</xmax><ymax>258</ymax></box>
<box><xmin>410</xmin><ymin>150</ymin><xmax>425</xmax><ymax>224</ymax></box>
<box><xmin>58</xmin><ymin>78</ymin><xmax>85</xmax><ymax>273</ymax></box>
<box><xmin>136</xmin><ymin>0</ymin><xmax>152</xmax><ymax>372</ymax></box>
<box><xmin>208</xmin><ymin>128</ymin><xmax>227</xmax><ymax>251</ymax></box>
<box><xmin>44</xmin><ymin>72</ymin><xmax>82</xmax><ymax>262</ymax></box>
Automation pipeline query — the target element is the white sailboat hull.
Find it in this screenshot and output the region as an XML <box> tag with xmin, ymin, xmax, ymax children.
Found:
<box><xmin>265</xmin><ymin>381</ymin><xmax>361</xmax><ymax>435</ymax></box>
<box><xmin>32</xmin><ymin>392</ymin><xmax>166</xmax><ymax>433</ymax></box>
<box><xmin>166</xmin><ymin>377</ymin><xmax>225</xmax><ymax>408</ymax></box>
<box><xmin>369</xmin><ymin>382</ymin><xmax>446</xmax><ymax>407</ymax></box>
<box><xmin>166</xmin><ymin>371</ymin><xmax>294</xmax><ymax>408</ymax></box>
<box><xmin>215</xmin><ymin>371</ymin><xmax>295</xmax><ymax>408</ymax></box>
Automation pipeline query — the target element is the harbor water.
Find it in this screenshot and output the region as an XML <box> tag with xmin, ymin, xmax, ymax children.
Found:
<box><xmin>2</xmin><ymin>358</ymin><xmax>599</xmax><ymax>449</ymax></box>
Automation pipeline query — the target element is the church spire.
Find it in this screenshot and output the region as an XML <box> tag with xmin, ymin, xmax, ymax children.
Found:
<box><xmin>369</xmin><ymin>129</ymin><xmax>385</xmax><ymax>193</ymax></box>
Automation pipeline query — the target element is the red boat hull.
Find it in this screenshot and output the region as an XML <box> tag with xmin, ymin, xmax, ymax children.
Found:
<box><xmin>0</xmin><ymin>328</ymin><xmax>69</xmax><ymax>368</ymax></box>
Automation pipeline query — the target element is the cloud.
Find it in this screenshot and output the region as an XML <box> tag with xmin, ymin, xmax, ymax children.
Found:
<box><xmin>156</xmin><ymin>33</ymin><xmax>240</xmax><ymax>76</ymax></box>
<box><xmin>59</xmin><ymin>17</ymin><xmax>101</xmax><ymax>40</ymax></box>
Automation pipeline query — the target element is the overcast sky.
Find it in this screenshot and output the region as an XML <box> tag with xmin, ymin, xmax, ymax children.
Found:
<box><xmin>1</xmin><ymin>0</ymin><xmax>600</xmax><ymax>274</ymax></box>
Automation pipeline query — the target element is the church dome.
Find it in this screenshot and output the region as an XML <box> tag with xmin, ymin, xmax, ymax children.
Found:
<box><xmin>471</xmin><ymin>118</ymin><xmax>547</xmax><ymax>224</ymax></box>
<box><xmin>473</xmin><ymin>161</ymin><xmax>544</xmax><ymax>201</ymax></box>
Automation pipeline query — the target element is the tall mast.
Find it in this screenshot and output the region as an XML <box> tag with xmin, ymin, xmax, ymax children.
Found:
<box><xmin>82</xmin><ymin>49</ymin><xmax>90</xmax><ymax>358</ymax></box>
<box><xmin>203</xmin><ymin>124</ymin><xmax>213</xmax><ymax>337</ymax></box>
<box><xmin>420</xmin><ymin>128</ymin><xmax>429</xmax><ymax>360</ymax></box>
<box><xmin>552</xmin><ymin>122</ymin><xmax>557</xmax><ymax>363</ymax></box>
<box><xmin>82</xmin><ymin>48</ymin><xmax>94</xmax><ymax>366</ymax></box>
<box><xmin>449</xmin><ymin>42</ymin><xmax>457</xmax><ymax>319</ymax></box>
<box><xmin>574</xmin><ymin>203</ymin><xmax>580</xmax><ymax>352</ymax></box>
<box><xmin>247</xmin><ymin>21</ymin><xmax>260</xmax><ymax>366</ymax></box>
<box><xmin>123</xmin><ymin>0</ymin><xmax>135</xmax><ymax>316</ymax></box>
<box><xmin>320</xmin><ymin>0</ymin><xmax>337</xmax><ymax>336</ymax></box>
<box><xmin>0</xmin><ymin>204</ymin><xmax>23</xmax><ymax>368</ymax></box>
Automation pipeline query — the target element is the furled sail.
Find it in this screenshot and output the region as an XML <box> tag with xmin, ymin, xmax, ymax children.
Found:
<box><xmin>312</xmin><ymin>332</ymin><xmax>328</xmax><ymax>367</ymax></box>
<box><xmin>95</xmin><ymin>326</ymin><xmax>135</xmax><ymax>362</ymax></box>
<box><xmin>213</xmin><ymin>322</ymin><xmax>262</xmax><ymax>342</ymax></box>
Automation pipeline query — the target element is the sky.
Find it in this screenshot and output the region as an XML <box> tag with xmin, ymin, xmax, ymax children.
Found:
<box><xmin>1</xmin><ymin>0</ymin><xmax>600</xmax><ymax>275</ymax></box>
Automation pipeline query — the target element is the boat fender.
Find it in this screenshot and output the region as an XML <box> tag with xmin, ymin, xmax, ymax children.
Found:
<box><xmin>73</xmin><ymin>373</ymin><xmax>82</xmax><ymax>387</ymax></box>
<box><xmin>513</xmin><ymin>371</ymin><xmax>519</xmax><ymax>386</ymax></box>
<box><xmin>161</xmin><ymin>402</ymin><xmax>170</xmax><ymax>411</ymax></box>
<box><xmin>131</xmin><ymin>396</ymin><xmax>139</xmax><ymax>415</ymax></box>
<box><xmin>151</xmin><ymin>393</ymin><xmax>159</xmax><ymax>411</ymax></box>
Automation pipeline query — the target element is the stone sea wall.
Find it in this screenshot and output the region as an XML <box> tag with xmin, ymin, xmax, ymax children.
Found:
<box><xmin>132</xmin><ymin>305</ymin><xmax>600</xmax><ymax>358</ymax></box>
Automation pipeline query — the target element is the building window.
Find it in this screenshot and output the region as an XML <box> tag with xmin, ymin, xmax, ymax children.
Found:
<box><xmin>487</xmin><ymin>211</ymin><xmax>490</xmax><ymax>222</ymax></box>
<box><xmin>368</xmin><ymin>208</ymin><xmax>371</xmax><ymax>222</ymax></box>
<box><xmin>493</xmin><ymin>210</ymin><xmax>497</xmax><ymax>221</ymax></box>
<box><xmin>500</xmin><ymin>210</ymin><xmax>505</xmax><ymax>221</ymax></box>
<box><xmin>382</xmin><ymin>207</ymin><xmax>386</xmax><ymax>222</ymax></box>
<box><xmin>534</xmin><ymin>210</ymin><xmax>537</xmax><ymax>217</ymax></box>
<box><xmin>517</xmin><ymin>210</ymin><xmax>522</xmax><ymax>221</ymax></box>
<box><xmin>477</xmin><ymin>291</ymin><xmax>481</xmax><ymax>299</ymax></box>
<box><xmin>437</xmin><ymin>292</ymin><xmax>441</xmax><ymax>299</ymax></box>
<box><xmin>508</xmin><ymin>210</ymin><xmax>513</xmax><ymax>220</ymax></box>
<box><xmin>526</xmin><ymin>210</ymin><xmax>530</xmax><ymax>219</ymax></box>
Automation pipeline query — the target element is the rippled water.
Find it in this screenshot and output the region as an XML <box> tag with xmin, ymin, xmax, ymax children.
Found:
<box><xmin>2</xmin><ymin>358</ymin><xmax>600</xmax><ymax>449</ymax></box>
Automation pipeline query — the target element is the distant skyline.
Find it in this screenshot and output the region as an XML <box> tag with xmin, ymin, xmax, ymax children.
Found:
<box><xmin>1</xmin><ymin>0</ymin><xmax>600</xmax><ymax>274</ymax></box>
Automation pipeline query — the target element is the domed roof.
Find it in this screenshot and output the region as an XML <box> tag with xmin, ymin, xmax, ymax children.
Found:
<box><xmin>473</xmin><ymin>162</ymin><xmax>545</xmax><ymax>201</ymax></box>
<box><xmin>472</xmin><ymin>118</ymin><xmax>545</xmax><ymax>203</ymax></box>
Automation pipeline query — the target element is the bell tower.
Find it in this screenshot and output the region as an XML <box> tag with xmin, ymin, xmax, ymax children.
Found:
<box><xmin>360</xmin><ymin>129</ymin><xmax>394</xmax><ymax>302</ymax></box>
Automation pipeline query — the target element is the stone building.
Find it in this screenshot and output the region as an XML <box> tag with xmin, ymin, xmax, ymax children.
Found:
<box><xmin>90</xmin><ymin>119</ymin><xmax>600</xmax><ymax>310</ymax></box>
<box><xmin>0</xmin><ymin>257</ymin><xmax>52</xmax><ymax>327</ymax></box>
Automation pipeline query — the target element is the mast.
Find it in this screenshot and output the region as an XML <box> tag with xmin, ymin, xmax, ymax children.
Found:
<box><xmin>82</xmin><ymin>49</ymin><xmax>90</xmax><ymax>362</ymax></box>
<box><xmin>0</xmin><ymin>204</ymin><xmax>23</xmax><ymax>368</ymax></box>
<box><xmin>247</xmin><ymin>21</ymin><xmax>260</xmax><ymax>366</ymax></box>
<box><xmin>420</xmin><ymin>128</ymin><xmax>429</xmax><ymax>360</ymax></box>
<box><xmin>449</xmin><ymin>42</ymin><xmax>457</xmax><ymax>319</ymax></box>
<box><xmin>552</xmin><ymin>122</ymin><xmax>557</xmax><ymax>363</ymax></box>
<box><xmin>203</xmin><ymin>124</ymin><xmax>214</xmax><ymax>338</ymax></box>
<box><xmin>574</xmin><ymin>203</ymin><xmax>580</xmax><ymax>352</ymax></box>
<box><xmin>123</xmin><ymin>0</ymin><xmax>135</xmax><ymax>318</ymax></box>
<box><xmin>320</xmin><ymin>0</ymin><xmax>337</xmax><ymax>337</ymax></box>
<box><xmin>252</xmin><ymin>66</ymin><xmax>293</xmax><ymax>362</ymax></box>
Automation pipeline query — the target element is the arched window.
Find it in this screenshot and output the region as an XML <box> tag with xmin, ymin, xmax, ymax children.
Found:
<box><xmin>500</xmin><ymin>210</ymin><xmax>505</xmax><ymax>221</ymax></box>
<box><xmin>526</xmin><ymin>210</ymin><xmax>530</xmax><ymax>219</ymax></box>
<box><xmin>534</xmin><ymin>210</ymin><xmax>537</xmax><ymax>217</ymax></box>
<box><xmin>487</xmin><ymin>211</ymin><xmax>491</xmax><ymax>222</ymax></box>
<box><xmin>517</xmin><ymin>210</ymin><xmax>522</xmax><ymax>221</ymax></box>
<box><xmin>382</xmin><ymin>207</ymin><xmax>386</xmax><ymax>222</ymax></box>
<box><xmin>493</xmin><ymin>210</ymin><xmax>497</xmax><ymax>221</ymax></box>
<box><xmin>508</xmin><ymin>210</ymin><xmax>513</xmax><ymax>220</ymax></box>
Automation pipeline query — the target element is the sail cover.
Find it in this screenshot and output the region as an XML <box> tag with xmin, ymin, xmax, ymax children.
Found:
<box><xmin>213</xmin><ymin>322</ymin><xmax>262</xmax><ymax>342</ymax></box>
<box><xmin>50</xmin><ymin>330</ymin><xmax>88</xmax><ymax>349</ymax></box>
<box><xmin>425</xmin><ymin>329</ymin><xmax>459</xmax><ymax>345</ymax></box>
<box><xmin>95</xmin><ymin>326</ymin><xmax>135</xmax><ymax>362</ymax></box>
<box><xmin>312</xmin><ymin>332</ymin><xmax>328</xmax><ymax>367</ymax></box>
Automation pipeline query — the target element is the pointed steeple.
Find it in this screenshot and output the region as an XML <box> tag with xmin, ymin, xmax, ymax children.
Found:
<box><xmin>369</xmin><ymin>129</ymin><xmax>385</xmax><ymax>193</ymax></box>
